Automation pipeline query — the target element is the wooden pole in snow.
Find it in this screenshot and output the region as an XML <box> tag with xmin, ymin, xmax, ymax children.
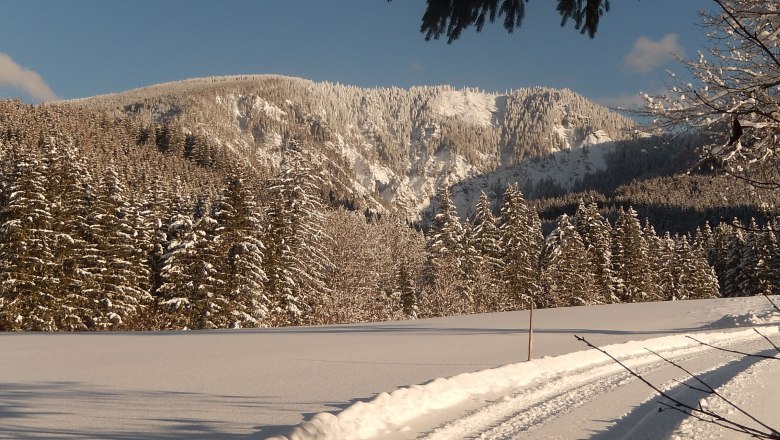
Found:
<box><xmin>527</xmin><ymin>300</ymin><xmax>534</xmax><ymax>361</ymax></box>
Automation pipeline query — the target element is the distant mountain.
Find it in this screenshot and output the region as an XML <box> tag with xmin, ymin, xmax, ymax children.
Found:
<box><xmin>67</xmin><ymin>75</ymin><xmax>638</xmax><ymax>221</ymax></box>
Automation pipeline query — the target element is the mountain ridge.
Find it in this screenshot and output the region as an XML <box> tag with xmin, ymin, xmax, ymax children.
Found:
<box><xmin>64</xmin><ymin>74</ymin><xmax>638</xmax><ymax>221</ymax></box>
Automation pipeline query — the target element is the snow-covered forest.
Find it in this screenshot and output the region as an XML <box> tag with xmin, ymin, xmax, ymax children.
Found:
<box><xmin>0</xmin><ymin>100</ymin><xmax>777</xmax><ymax>331</ymax></box>
<box><xmin>69</xmin><ymin>75</ymin><xmax>640</xmax><ymax>220</ymax></box>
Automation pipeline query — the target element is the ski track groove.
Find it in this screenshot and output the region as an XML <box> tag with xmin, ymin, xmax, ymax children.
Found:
<box><xmin>421</xmin><ymin>339</ymin><xmax>758</xmax><ymax>440</ymax></box>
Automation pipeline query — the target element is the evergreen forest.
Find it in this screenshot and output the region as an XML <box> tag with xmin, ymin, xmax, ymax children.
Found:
<box><xmin>0</xmin><ymin>100</ymin><xmax>777</xmax><ymax>331</ymax></box>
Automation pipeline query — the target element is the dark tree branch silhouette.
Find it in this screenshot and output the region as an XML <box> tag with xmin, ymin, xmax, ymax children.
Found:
<box><xmin>685</xmin><ymin>335</ymin><xmax>780</xmax><ymax>360</ymax></box>
<box><xmin>390</xmin><ymin>0</ymin><xmax>611</xmax><ymax>43</ymax></box>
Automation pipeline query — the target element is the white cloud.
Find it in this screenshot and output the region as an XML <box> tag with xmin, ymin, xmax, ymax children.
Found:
<box><xmin>0</xmin><ymin>52</ymin><xmax>57</xmax><ymax>102</ymax></box>
<box><xmin>596</xmin><ymin>92</ymin><xmax>647</xmax><ymax>109</ymax></box>
<box><xmin>407</xmin><ymin>61</ymin><xmax>425</xmax><ymax>73</ymax></box>
<box><xmin>623</xmin><ymin>33</ymin><xmax>685</xmax><ymax>74</ymax></box>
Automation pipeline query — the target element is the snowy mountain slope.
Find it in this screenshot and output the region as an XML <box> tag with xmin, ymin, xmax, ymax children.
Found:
<box><xmin>432</xmin><ymin>89</ymin><xmax>501</xmax><ymax>126</ymax></box>
<box><xmin>65</xmin><ymin>75</ymin><xmax>635</xmax><ymax>221</ymax></box>
<box><xmin>1</xmin><ymin>296</ymin><xmax>777</xmax><ymax>439</ymax></box>
<box><xmin>448</xmin><ymin>129</ymin><xmax>615</xmax><ymax>219</ymax></box>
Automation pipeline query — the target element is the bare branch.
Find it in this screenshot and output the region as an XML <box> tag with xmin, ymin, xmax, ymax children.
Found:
<box><xmin>753</xmin><ymin>328</ymin><xmax>780</xmax><ymax>354</ymax></box>
<box><xmin>575</xmin><ymin>335</ymin><xmax>780</xmax><ymax>438</ymax></box>
<box><xmin>685</xmin><ymin>335</ymin><xmax>780</xmax><ymax>360</ymax></box>
<box><xmin>764</xmin><ymin>293</ymin><xmax>780</xmax><ymax>313</ymax></box>
<box><xmin>647</xmin><ymin>348</ymin><xmax>779</xmax><ymax>435</ymax></box>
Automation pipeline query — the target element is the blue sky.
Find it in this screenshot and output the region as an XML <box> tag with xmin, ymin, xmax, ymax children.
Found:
<box><xmin>0</xmin><ymin>0</ymin><xmax>711</xmax><ymax>106</ymax></box>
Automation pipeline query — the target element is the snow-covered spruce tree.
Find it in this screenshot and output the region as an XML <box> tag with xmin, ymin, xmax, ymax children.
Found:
<box><xmin>756</xmin><ymin>222</ymin><xmax>777</xmax><ymax>296</ymax></box>
<box><xmin>688</xmin><ymin>234</ymin><xmax>721</xmax><ymax>299</ymax></box>
<box><xmin>156</xmin><ymin>195</ymin><xmax>200</xmax><ymax>329</ymax></box>
<box><xmin>0</xmin><ymin>150</ymin><xmax>60</xmax><ymax>331</ymax></box>
<box><xmin>573</xmin><ymin>201</ymin><xmax>616</xmax><ymax>303</ymax></box>
<box><xmin>710</xmin><ymin>222</ymin><xmax>737</xmax><ymax>289</ymax></box>
<box><xmin>263</xmin><ymin>139</ymin><xmax>332</xmax><ymax>326</ymax></box>
<box><xmin>459</xmin><ymin>221</ymin><xmax>483</xmax><ymax>315</ymax></box>
<box><xmin>770</xmin><ymin>218</ymin><xmax>780</xmax><ymax>295</ymax></box>
<box><xmin>422</xmin><ymin>185</ymin><xmax>466</xmax><ymax>317</ymax></box>
<box><xmin>738</xmin><ymin>218</ymin><xmax>764</xmax><ymax>296</ymax></box>
<box><xmin>382</xmin><ymin>216</ymin><xmax>426</xmax><ymax>320</ymax></box>
<box><xmin>539</xmin><ymin>214</ymin><xmax>596</xmax><ymax>307</ymax></box>
<box><xmin>263</xmin><ymin>190</ymin><xmax>300</xmax><ymax>326</ymax></box>
<box><xmin>46</xmin><ymin>145</ymin><xmax>99</xmax><ymax>330</ymax></box>
<box><xmin>641</xmin><ymin>0</ymin><xmax>780</xmax><ymax>184</ymax></box>
<box><xmin>86</xmin><ymin>167</ymin><xmax>152</xmax><ymax>329</ymax></box>
<box><xmin>657</xmin><ymin>232</ymin><xmax>679</xmax><ymax>301</ymax></box>
<box><xmin>641</xmin><ymin>220</ymin><xmax>663</xmax><ymax>301</ymax></box>
<box><xmin>210</xmin><ymin>171</ymin><xmax>268</xmax><ymax>328</ymax></box>
<box><xmin>739</xmin><ymin>218</ymin><xmax>777</xmax><ymax>296</ymax></box>
<box><xmin>169</xmin><ymin>200</ymin><xmax>223</xmax><ymax>330</ymax></box>
<box><xmin>498</xmin><ymin>184</ymin><xmax>542</xmax><ymax>309</ymax></box>
<box><xmin>394</xmin><ymin>257</ymin><xmax>419</xmax><ymax>319</ymax></box>
<box><xmin>470</xmin><ymin>191</ymin><xmax>505</xmax><ymax>312</ymax></box>
<box><xmin>673</xmin><ymin>235</ymin><xmax>703</xmax><ymax>300</ymax></box>
<box><xmin>612</xmin><ymin>207</ymin><xmax>656</xmax><ymax>303</ymax></box>
<box><xmin>723</xmin><ymin>220</ymin><xmax>748</xmax><ymax>296</ymax></box>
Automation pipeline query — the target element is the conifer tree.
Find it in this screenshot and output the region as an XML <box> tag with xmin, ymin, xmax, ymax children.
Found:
<box><xmin>641</xmin><ymin>220</ymin><xmax>662</xmax><ymax>301</ymax></box>
<box><xmin>673</xmin><ymin>235</ymin><xmax>699</xmax><ymax>300</ymax></box>
<box><xmin>459</xmin><ymin>221</ymin><xmax>479</xmax><ymax>314</ymax></box>
<box><xmin>264</xmin><ymin>190</ymin><xmax>301</xmax><ymax>326</ymax></box>
<box><xmin>573</xmin><ymin>201</ymin><xmax>615</xmax><ymax>303</ymax></box>
<box><xmin>612</xmin><ymin>207</ymin><xmax>655</xmax><ymax>303</ymax></box>
<box><xmin>47</xmin><ymin>146</ymin><xmax>98</xmax><ymax>330</ymax></box>
<box><xmin>211</xmin><ymin>171</ymin><xmax>268</xmax><ymax>328</ymax></box>
<box><xmin>169</xmin><ymin>203</ymin><xmax>223</xmax><ymax>330</ymax></box>
<box><xmin>711</xmin><ymin>222</ymin><xmax>736</xmax><ymax>290</ymax></box>
<box><xmin>156</xmin><ymin>195</ymin><xmax>198</xmax><ymax>329</ymax></box>
<box><xmin>657</xmin><ymin>232</ymin><xmax>678</xmax><ymax>301</ymax></box>
<box><xmin>688</xmin><ymin>235</ymin><xmax>720</xmax><ymax>299</ymax></box>
<box><xmin>540</xmin><ymin>214</ymin><xmax>595</xmax><ymax>307</ymax></box>
<box><xmin>739</xmin><ymin>219</ymin><xmax>776</xmax><ymax>297</ymax></box>
<box><xmin>739</xmin><ymin>219</ymin><xmax>762</xmax><ymax>296</ymax></box>
<box><xmin>499</xmin><ymin>184</ymin><xmax>542</xmax><ymax>309</ymax></box>
<box><xmin>723</xmin><ymin>222</ymin><xmax>747</xmax><ymax>297</ymax></box>
<box><xmin>423</xmin><ymin>185</ymin><xmax>466</xmax><ymax>316</ymax></box>
<box><xmin>394</xmin><ymin>258</ymin><xmax>418</xmax><ymax>319</ymax></box>
<box><xmin>471</xmin><ymin>191</ymin><xmax>504</xmax><ymax>311</ymax></box>
<box><xmin>264</xmin><ymin>139</ymin><xmax>332</xmax><ymax>326</ymax></box>
<box><xmin>0</xmin><ymin>152</ymin><xmax>59</xmax><ymax>330</ymax></box>
<box><xmin>86</xmin><ymin>167</ymin><xmax>151</xmax><ymax>329</ymax></box>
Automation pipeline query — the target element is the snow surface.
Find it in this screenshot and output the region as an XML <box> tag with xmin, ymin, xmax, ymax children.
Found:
<box><xmin>433</xmin><ymin>90</ymin><xmax>499</xmax><ymax>127</ymax></box>
<box><xmin>1</xmin><ymin>297</ymin><xmax>778</xmax><ymax>439</ymax></box>
<box><xmin>276</xmin><ymin>311</ymin><xmax>778</xmax><ymax>440</ymax></box>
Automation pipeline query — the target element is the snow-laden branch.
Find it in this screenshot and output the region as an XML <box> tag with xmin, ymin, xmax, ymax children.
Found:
<box><xmin>635</xmin><ymin>0</ymin><xmax>780</xmax><ymax>179</ymax></box>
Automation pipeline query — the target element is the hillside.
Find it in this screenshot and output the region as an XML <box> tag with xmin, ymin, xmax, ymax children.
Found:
<box><xmin>65</xmin><ymin>75</ymin><xmax>637</xmax><ymax>220</ymax></box>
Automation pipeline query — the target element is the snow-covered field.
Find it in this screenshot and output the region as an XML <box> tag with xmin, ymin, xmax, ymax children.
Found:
<box><xmin>1</xmin><ymin>297</ymin><xmax>778</xmax><ymax>439</ymax></box>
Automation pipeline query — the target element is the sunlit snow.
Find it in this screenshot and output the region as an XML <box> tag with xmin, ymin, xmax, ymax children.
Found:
<box><xmin>2</xmin><ymin>296</ymin><xmax>778</xmax><ymax>439</ymax></box>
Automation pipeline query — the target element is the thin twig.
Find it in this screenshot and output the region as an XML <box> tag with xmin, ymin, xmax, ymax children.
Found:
<box><xmin>764</xmin><ymin>293</ymin><xmax>780</xmax><ymax>313</ymax></box>
<box><xmin>647</xmin><ymin>348</ymin><xmax>779</xmax><ymax>435</ymax></box>
<box><xmin>668</xmin><ymin>377</ymin><xmax>713</xmax><ymax>394</ymax></box>
<box><xmin>686</xmin><ymin>336</ymin><xmax>780</xmax><ymax>360</ymax></box>
<box><xmin>753</xmin><ymin>328</ymin><xmax>780</xmax><ymax>354</ymax></box>
<box><xmin>575</xmin><ymin>335</ymin><xmax>780</xmax><ymax>439</ymax></box>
